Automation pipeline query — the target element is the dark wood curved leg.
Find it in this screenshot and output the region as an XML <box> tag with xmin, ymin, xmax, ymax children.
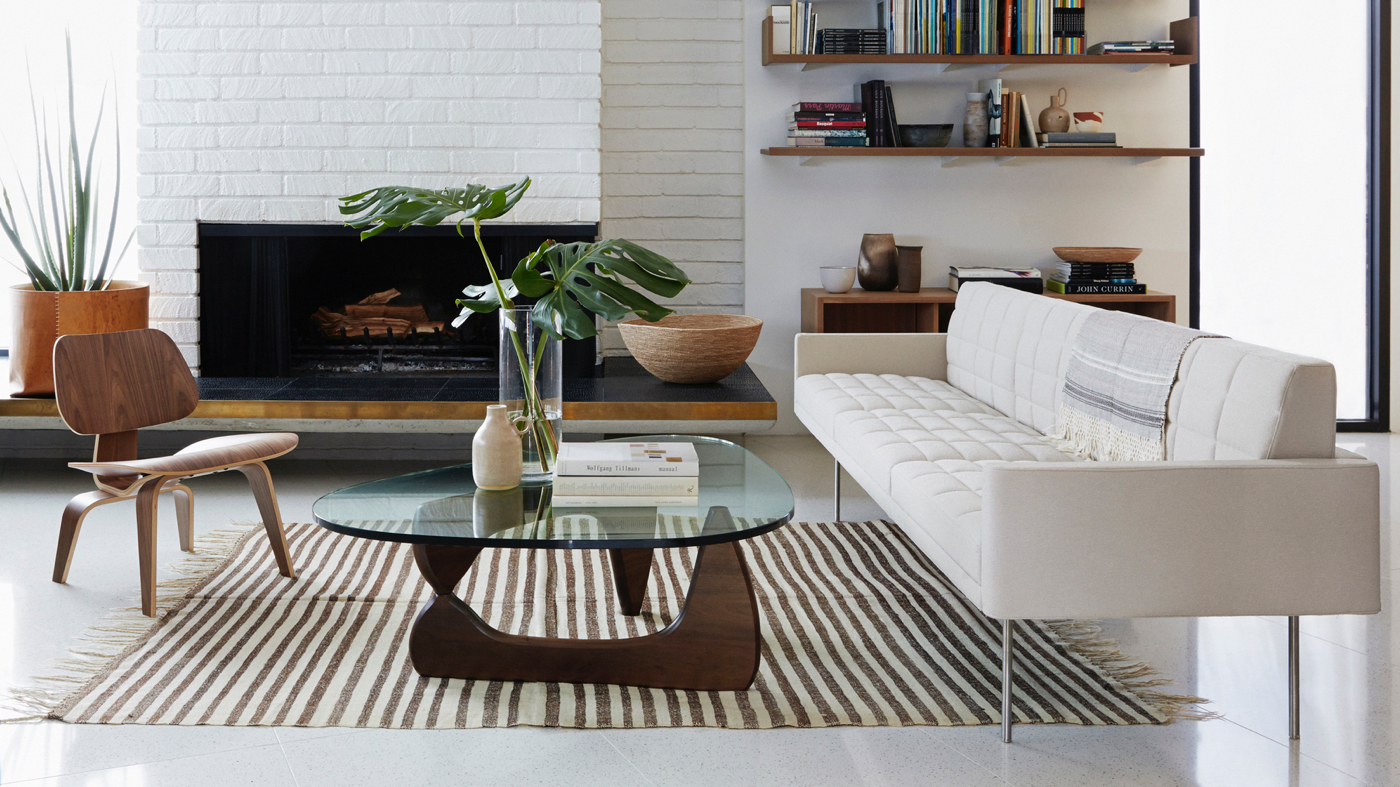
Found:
<box><xmin>136</xmin><ymin>478</ymin><xmax>164</xmax><ymax>617</ymax></box>
<box><xmin>409</xmin><ymin>542</ymin><xmax>762</xmax><ymax>691</ymax></box>
<box><xmin>235</xmin><ymin>462</ymin><xmax>296</xmax><ymax>578</ymax></box>
<box><xmin>53</xmin><ymin>490</ymin><xmax>118</xmax><ymax>584</ymax></box>
<box><xmin>609</xmin><ymin>548</ymin><xmax>654</xmax><ymax>616</ymax></box>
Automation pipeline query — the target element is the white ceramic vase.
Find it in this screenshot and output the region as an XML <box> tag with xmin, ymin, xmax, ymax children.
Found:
<box><xmin>472</xmin><ymin>404</ymin><xmax>523</xmax><ymax>490</ymax></box>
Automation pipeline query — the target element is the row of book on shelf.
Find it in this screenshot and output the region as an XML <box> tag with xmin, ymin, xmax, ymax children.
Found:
<box><xmin>948</xmin><ymin>262</ymin><xmax>1145</xmax><ymax>294</ymax></box>
<box><xmin>787</xmin><ymin>78</ymin><xmax>1118</xmax><ymax>149</ymax></box>
<box><xmin>551</xmin><ymin>442</ymin><xmax>699</xmax><ymax>507</ymax></box>
<box><xmin>770</xmin><ymin>2</ymin><xmax>1175</xmax><ymax>58</ymax></box>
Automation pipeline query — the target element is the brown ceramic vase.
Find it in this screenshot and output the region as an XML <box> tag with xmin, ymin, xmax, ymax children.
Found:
<box><xmin>858</xmin><ymin>234</ymin><xmax>899</xmax><ymax>291</ymax></box>
<box><xmin>9</xmin><ymin>281</ymin><xmax>150</xmax><ymax>397</ymax></box>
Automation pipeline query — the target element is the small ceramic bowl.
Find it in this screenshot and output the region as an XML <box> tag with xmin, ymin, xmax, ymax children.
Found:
<box><xmin>898</xmin><ymin>124</ymin><xmax>954</xmax><ymax>148</ymax></box>
<box><xmin>820</xmin><ymin>266</ymin><xmax>857</xmax><ymax>293</ymax></box>
<box><xmin>1072</xmin><ymin>111</ymin><xmax>1104</xmax><ymax>133</ymax></box>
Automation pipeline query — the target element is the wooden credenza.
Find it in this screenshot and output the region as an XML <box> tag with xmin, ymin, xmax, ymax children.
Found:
<box><xmin>800</xmin><ymin>287</ymin><xmax>1177</xmax><ymax>334</ymax></box>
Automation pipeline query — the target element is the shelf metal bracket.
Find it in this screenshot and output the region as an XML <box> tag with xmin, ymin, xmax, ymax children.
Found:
<box><xmin>1132</xmin><ymin>156</ymin><xmax>1163</xmax><ymax>165</ymax></box>
<box><xmin>939</xmin><ymin>156</ymin><xmax>964</xmax><ymax>168</ymax></box>
<box><xmin>932</xmin><ymin>63</ymin><xmax>953</xmax><ymax>73</ymax></box>
<box><xmin>797</xmin><ymin>155</ymin><xmax>817</xmax><ymax>166</ymax></box>
<box><xmin>994</xmin><ymin>156</ymin><xmax>1030</xmax><ymax>167</ymax></box>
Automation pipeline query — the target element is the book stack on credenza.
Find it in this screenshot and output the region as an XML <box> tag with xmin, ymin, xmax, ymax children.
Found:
<box><xmin>1048</xmin><ymin>261</ymin><xmax>1145</xmax><ymax>294</ymax></box>
<box><xmin>817</xmin><ymin>28</ymin><xmax>887</xmax><ymax>54</ymax></box>
<box><xmin>787</xmin><ymin>102</ymin><xmax>869</xmax><ymax>147</ymax></box>
<box><xmin>552</xmin><ymin>442</ymin><xmax>699</xmax><ymax>507</ymax></box>
<box><xmin>949</xmin><ymin>266</ymin><xmax>1044</xmax><ymax>294</ymax></box>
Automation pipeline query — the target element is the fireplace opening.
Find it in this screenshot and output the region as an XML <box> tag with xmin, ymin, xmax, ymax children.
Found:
<box><xmin>198</xmin><ymin>223</ymin><xmax>600</xmax><ymax>378</ymax></box>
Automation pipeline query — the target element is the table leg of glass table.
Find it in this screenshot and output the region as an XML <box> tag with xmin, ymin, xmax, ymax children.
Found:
<box><xmin>408</xmin><ymin>541</ymin><xmax>762</xmax><ymax>691</ymax></box>
<box><xmin>608</xmin><ymin>548</ymin><xmax>654</xmax><ymax>616</ymax></box>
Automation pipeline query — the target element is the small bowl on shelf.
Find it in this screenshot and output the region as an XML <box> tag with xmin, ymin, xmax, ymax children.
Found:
<box><xmin>898</xmin><ymin>124</ymin><xmax>954</xmax><ymax>148</ymax></box>
<box><xmin>1053</xmin><ymin>247</ymin><xmax>1143</xmax><ymax>264</ymax></box>
<box><xmin>820</xmin><ymin>266</ymin><xmax>856</xmax><ymax>293</ymax></box>
<box><xmin>618</xmin><ymin>314</ymin><xmax>763</xmax><ymax>384</ymax></box>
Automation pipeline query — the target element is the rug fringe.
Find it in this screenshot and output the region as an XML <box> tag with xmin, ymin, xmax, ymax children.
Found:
<box><xmin>1042</xmin><ymin>620</ymin><xmax>1219</xmax><ymax>723</ymax></box>
<box><xmin>0</xmin><ymin>522</ymin><xmax>262</xmax><ymax>723</ymax></box>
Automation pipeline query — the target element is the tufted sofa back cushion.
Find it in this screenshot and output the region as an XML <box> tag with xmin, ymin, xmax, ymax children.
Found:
<box><xmin>946</xmin><ymin>283</ymin><xmax>1337</xmax><ymax>460</ymax></box>
<box><xmin>945</xmin><ymin>283</ymin><xmax>1095</xmax><ymax>434</ymax></box>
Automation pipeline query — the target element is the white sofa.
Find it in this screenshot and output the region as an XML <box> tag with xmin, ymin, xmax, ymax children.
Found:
<box><xmin>793</xmin><ymin>282</ymin><xmax>1380</xmax><ymax>741</ymax></box>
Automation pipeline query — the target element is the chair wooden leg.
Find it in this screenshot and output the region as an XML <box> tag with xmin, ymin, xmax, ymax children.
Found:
<box><xmin>54</xmin><ymin>491</ymin><xmax>118</xmax><ymax>584</ymax></box>
<box><xmin>136</xmin><ymin>479</ymin><xmax>164</xmax><ymax>617</ymax></box>
<box><xmin>170</xmin><ymin>483</ymin><xmax>195</xmax><ymax>553</ymax></box>
<box><xmin>236</xmin><ymin>461</ymin><xmax>297</xmax><ymax>579</ymax></box>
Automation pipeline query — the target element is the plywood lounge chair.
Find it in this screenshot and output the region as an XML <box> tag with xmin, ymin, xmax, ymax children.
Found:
<box><xmin>52</xmin><ymin>328</ymin><xmax>298</xmax><ymax>616</ymax></box>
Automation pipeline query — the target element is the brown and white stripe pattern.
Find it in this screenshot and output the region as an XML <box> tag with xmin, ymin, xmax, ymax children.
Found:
<box><xmin>55</xmin><ymin>521</ymin><xmax>1177</xmax><ymax>729</ymax></box>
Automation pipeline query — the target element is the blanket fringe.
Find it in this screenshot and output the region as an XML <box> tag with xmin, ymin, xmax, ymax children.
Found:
<box><xmin>1042</xmin><ymin>619</ymin><xmax>1218</xmax><ymax>723</ymax></box>
<box><xmin>1046</xmin><ymin>406</ymin><xmax>1166</xmax><ymax>462</ymax></box>
<box><xmin>0</xmin><ymin>523</ymin><xmax>262</xmax><ymax>723</ymax></box>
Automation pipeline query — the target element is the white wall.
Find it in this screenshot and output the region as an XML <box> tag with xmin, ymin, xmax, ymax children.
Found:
<box><xmin>137</xmin><ymin>0</ymin><xmax>605</xmax><ymax>368</ymax></box>
<box><xmin>744</xmin><ymin>0</ymin><xmax>1193</xmax><ymax>433</ymax></box>
<box><xmin>600</xmin><ymin>0</ymin><xmax>745</xmax><ymax>356</ymax></box>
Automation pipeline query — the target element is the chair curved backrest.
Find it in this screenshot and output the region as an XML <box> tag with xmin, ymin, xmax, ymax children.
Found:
<box><xmin>54</xmin><ymin>329</ymin><xmax>200</xmax><ymax>436</ymax></box>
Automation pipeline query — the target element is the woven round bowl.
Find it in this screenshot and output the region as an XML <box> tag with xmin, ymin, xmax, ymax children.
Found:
<box><xmin>618</xmin><ymin>314</ymin><xmax>763</xmax><ymax>384</ymax></box>
<box><xmin>1053</xmin><ymin>247</ymin><xmax>1143</xmax><ymax>264</ymax></box>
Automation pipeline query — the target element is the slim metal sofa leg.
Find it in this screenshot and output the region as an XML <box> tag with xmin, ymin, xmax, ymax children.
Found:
<box><xmin>1289</xmin><ymin>615</ymin><xmax>1301</xmax><ymax>740</ymax></box>
<box><xmin>1002</xmin><ymin>618</ymin><xmax>1015</xmax><ymax>743</ymax></box>
<box><xmin>833</xmin><ymin>458</ymin><xmax>842</xmax><ymax>521</ymax></box>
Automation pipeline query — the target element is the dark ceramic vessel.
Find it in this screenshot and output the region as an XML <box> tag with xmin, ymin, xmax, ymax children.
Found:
<box><xmin>898</xmin><ymin>124</ymin><xmax>954</xmax><ymax>148</ymax></box>
<box><xmin>858</xmin><ymin>234</ymin><xmax>899</xmax><ymax>291</ymax></box>
<box><xmin>896</xmin><ymin>245</ymin><xmax>923</xmax><ymax>293</ymax></box>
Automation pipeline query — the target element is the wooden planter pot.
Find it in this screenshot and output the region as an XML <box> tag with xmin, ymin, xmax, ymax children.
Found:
<box><xmin>9</xmin><ymin>281</ymin><xmax>150</xmax><ymax>397</ymax></box>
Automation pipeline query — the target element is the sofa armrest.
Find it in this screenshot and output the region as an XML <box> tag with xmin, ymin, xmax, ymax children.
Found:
<box><xmin>793</xmin><ymin>332</ymin><xmax>949</xmax><ymax>380</ymax></box>
<box><xmin>980</xmin><ymin>458</ymin><xmax>1380</xmax><ymax>620</ymax></box>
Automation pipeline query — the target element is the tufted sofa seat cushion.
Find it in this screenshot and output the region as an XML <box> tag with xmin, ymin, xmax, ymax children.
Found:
<box><xmin>794</xmin><ymin>371</ymin><xmax>1078</xmax><ymax>584</ymax></box>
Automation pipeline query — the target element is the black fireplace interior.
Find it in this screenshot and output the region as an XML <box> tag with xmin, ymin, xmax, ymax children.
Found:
<box><xmin>199</xmin><ymin>223</ymin><xmax>600</xmax><ymax>378</ymax></box>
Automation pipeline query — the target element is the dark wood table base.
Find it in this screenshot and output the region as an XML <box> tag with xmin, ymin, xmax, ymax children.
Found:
<box><xmin>408</xmin><ymin>541</ymin><xmax>763</xmax><ymax>691</ymax></box>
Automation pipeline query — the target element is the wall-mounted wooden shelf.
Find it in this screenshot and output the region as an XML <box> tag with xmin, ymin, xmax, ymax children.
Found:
<box><xmin>801</xmin><ymin>287</ymin><xmax>1177</xmax><ymax>333</ymax></box>
<box><xmin>763</xmin><ymin>17</ymin><xmax>1198</xmax><ymax>69</ymax></box>
<box><xmin>764</xmin><ymin>146</ymin><xmax>1204</xmax><ymax>165</ymax></box>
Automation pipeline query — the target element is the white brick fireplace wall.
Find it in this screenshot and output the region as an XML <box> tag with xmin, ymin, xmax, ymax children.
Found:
<box><xmin>137</xmin><ymin>0</ymin><xmax>605</xmax><ymax>369</ymax></box>
<box><xmin>137</xmin><ymin>0</ymin><xmax>745</xmax><ymax>370</ymax></box>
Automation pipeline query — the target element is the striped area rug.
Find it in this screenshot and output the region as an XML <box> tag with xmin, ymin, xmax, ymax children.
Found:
<box><xmin>25</xmin><ymin>521</ymin><xmax>1199</xmax><ymax>729</ymax></box>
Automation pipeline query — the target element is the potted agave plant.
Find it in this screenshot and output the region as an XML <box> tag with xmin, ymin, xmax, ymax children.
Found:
<box><xmin>340</xmin><ymin>178</ymin><xmax>689</xmax><ymax>478</ymax></box>
<box><xmin>1</xmin><ymin>37</ymin><xmax>143</xmax><ymax>396</ymax></box>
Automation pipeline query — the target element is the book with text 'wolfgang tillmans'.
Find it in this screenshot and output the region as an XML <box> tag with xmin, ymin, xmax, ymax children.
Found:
<box><xmin>555</xmin><ymin>442</ymin><xmax>700</xmax><ymax>477</ymax></box>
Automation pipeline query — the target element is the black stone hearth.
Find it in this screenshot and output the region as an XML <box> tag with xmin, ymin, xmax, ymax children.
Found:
<box><xmin>198</xmin><ymin>222</ymin><xmax>599</xmax><ymax>378</ymax></box>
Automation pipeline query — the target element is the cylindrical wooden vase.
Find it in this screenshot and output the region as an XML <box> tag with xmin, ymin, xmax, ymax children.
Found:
<box><xmin>472</xmin><ymin>404</ymin><xmax>523</xmax><ymax>490</ymax></box>
<box><xmin>858</xmin><ymin>233</ymin><xmax>899</xmax><ymax>291</ymax></box>
<box><xmin>9</xmin><ymin>281</ymin><xmax>149</xmax><ymax>397</ymax></box>
<box><xmin>896</xmin><ymin>246</ymin><xmax>923</xmax><ymax>293</ymax></box>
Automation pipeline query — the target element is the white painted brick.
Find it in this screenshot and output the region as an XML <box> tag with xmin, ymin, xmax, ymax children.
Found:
<box><xmin>139</xmin><ymin>5</ymin><xmax>196</xmax><ymax>27</ymax></box>
<box><xmin>139</xmin><ymin>53</ymin><xmax>198</xmax><ymax>76</ymax></box>
<box><xmin>285</xmin><ymin>174</ymin><xmax>348</xmax><ymax>196</ymax></box>
<box><xmin>220</xmin><ymin>28</ymin><xmax>283</xmax><ymax>51</ymax></box>
<box><xmin>259</xmin><ymin>101</ymin><xmax>320</xmax><ymax>124</ymax></box>
<box><xmin>154</xmin><ymin>78</ymin><xmax>219</xmax><ymax>101</ymax></box>
<box><xmin>346</xmin><ymin>27</ymin><xmax>410</xmax><ymax>50</ymax></box>
<box><xmin>347</xmin><ymin>76</ymin><xmax>415</xmax><ymax>99</ymax></box>
<box><xmin>141</xmin><ymin>271</ymin><xmax>199</xmax><ymax>293</ymax></box>
<box><xmin>264</xmin><ymin>199</ymin><xmax>327</xmax><ymax>222</ymax></box>
<box><xmin>158</xmin><ymin>222</ymin><xmax>199</xmax><ymax>246</ymax></box>
<box><xmin>410</xmin><ymin>126</ymin><xmax>473</xmax><ymax>148</ymax></box>
<box><xmin>323</xmin><ymin>52</ymin><xmax>388</xmax><ymax>74</ymax></box>
<box><xmin>321</xmin><ymin>101</ymin><xmax>386</xmax><ymax>123</ymax></box>
<box><xmin>386</xmin><ymin>101</ymin><xmax>448</xmax><ymax>124</ymax></box>
<box><xmin>151</xmin><ymin>319</ymin><xmax>199</xmax><ymax>343</ymax></box>
<box><xmin>387</xmin><ymin>52</ymin><xmax>452</xmax><ymax>74</ymax></box>
<box><xmin>280</xmin><ymin>27</ymin><xmax>346</xmax><ymax>51</ymax></box>
<box><xmin>195</xmin><ymin>4</ymin><xmax>258</xmax><ymax>27</ymax></box>
<box><xmin>196</xmin><ymin>102</ymin><xmax>258</xmax><ymax>124</ymax></box>
<box><xmin>157</xmin><ymin>126</ymin><xmax>219</xmax><ymax>148</ymax></box>
<box><xmin>411</xmin><ymin>77</ymin><xmax>474</xmax><ymax>99</ymax></box>
<box><xmin>283</xmin><ymin>77</ymin><xmax>347</xmax><ymax>99</ymax></box>
<box><xmin>473</xmin><ymin>76</ymin><xmax>538</xmax><ymax>99</ymax></box>
<box><xmin>197</xmin><ymin>151</ymin><xmax>262</xmax><ymax>172</ymax></box>
<box><xmin>256</xmin><ymin>151</ymin><xmax>323</xmax><ymax>172</ymax></box>
<box><xmin>139</xmin><ymin>247</ymin><xmax>199</xmax><ymax>270</ymax></box>
<box><xmin>149</xmin><ymin>175</ymin><xmax>221</xmax><ymax>197</ymax></box>
<box><xmin>219</xmin><ymin>174</ymin><xmax>284</xmax><ymax>197</ymax></box>
<box><xmin>284</xmin><ymin>125</ymin><xmax>347</xmax><ymax>147</ymax></box>
<box><xmin>516</xmin><ymin>3</ymin><xmax>578</xmax><ymax>24</ymax></box>
<box><xmin>328</xmin><ymin>4</ymin><xmax>384</xmax><ymax>25</ymax></box>
<box><xmin>198</xmin><ymin>53</ymin><xmax>261</xmax><ymax>76</ymax></box>
<box><xmin>324</xmin><ymin>150</ymin><xmax>387</xmax><ymax>171</ymax></box>
<box><xmin>156</xmin><ymin>29</ymin><xmax>219</xmax><ymax>52</ymax></box>
<box><xmin>260</xmin><ymin>53</ymin><xmax>324</xmax><ymax>75</ymax></box>
<box><xmin>141</xmin><ymin>102</ymin><xmax>197</xmax><ymax>125</ymax></box>
<box><xmin>346</xmin><ymin>125</ymin><xmax>410</xmax><ymax>147</ymax></box>
<box><xmin>474</xmin><ymin>27</ymin><xmax>538</xmax><ymax>50</ymax></box>
<box><xmin>217</xmin><ymin>126</ymin><xmax>283</xmax><ymax>148</ymax></box>
<box><xmin>197</xmin><ymin>199</ymin><xmax>265</xmax><ymax>222</ymax></box>
<box><xmin>388</xmin><ymin>150</ymin><xmax>451</xmax><ymax>172</ymax></box>
<box><xmin>412</xmin><ymin>28</ymin><xmax>473</xmax><ymax>49</ymax></box>
<box><xmin>260</xmin><ymin>4</ymin><xmax>322</xmax><ymax>26</ymax></box>
<box><xmin>449</xmin><ymin>3</ymin><xmax>513</xmax><ymax>25</ymax></box>
<box><xmin>149</xmin><ymin>295</ymin><xmax>200</xmax><ymax>319</ymax></box>
<box><xmin>137</xmin><ymin>224</ymin><xmax>161</xmax><ymax>247</ymax></box>
<box><xmin>220</xmin><ymin>77</ymin><xmax>284</xmax><ymax>100</ymax></box>
<box><xmin>395</xmin><ymin>3</ymin><xmax>452</xmax><ymax>25</ymax></box>
<box><xmin>540</xmin><ymin>76</ymin><xmax>600</xmax><ymax>100</ymax></box>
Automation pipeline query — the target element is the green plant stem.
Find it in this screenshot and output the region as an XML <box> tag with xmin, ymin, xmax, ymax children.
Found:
<box><xmin>471</xmin><ymin>218</ymin><xmax>558</xmax><ymax>472</ymax></box>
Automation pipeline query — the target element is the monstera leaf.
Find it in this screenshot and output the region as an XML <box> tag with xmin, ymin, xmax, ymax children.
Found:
<box><xmin>502</xmin><ymin>239</ymin><xmax>691</xmax><ymax>340</ymax></box>
<box><xmin>339</xmin><ymin>179</ymin><xmax>531</xmax><ymax>240</ymax></box>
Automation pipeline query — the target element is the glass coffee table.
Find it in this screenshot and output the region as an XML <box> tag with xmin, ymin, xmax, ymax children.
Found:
<box><xmin>312</xmin><ymin>436</ymin><xmax>794</xmax><ymax>691</ymax></box>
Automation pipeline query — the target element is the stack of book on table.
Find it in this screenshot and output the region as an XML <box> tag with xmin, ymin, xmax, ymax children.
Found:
<box><xmin>787</xmin><ymin>102</ymin><xmax>868</xmax><ymax>147</ymax></box>
<box><xmin>1037</xmin><ymin>132</ymin><xmax>1118</xmax><ymax>148</ymax></box>
<box><xmin>1048</xmin><ymin>261</ymin><xmax>1145</xmax><ymax>294</ymax></box>
<box><xmin>1088</xmin><ymin>40</ymin><xmax>1175</xmax><ymax>55</ymax></box>
<box><xmin>552</xmin><ymin>442</ymin><xmax>700</xmax><ymax>507</ymax></box>
<box><xmin>949</xmin><ymin>266</ymin><xmax>1043</xmax><ymax>294</ymax></box>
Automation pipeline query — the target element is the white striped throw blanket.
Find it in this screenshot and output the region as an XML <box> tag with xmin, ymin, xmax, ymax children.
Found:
<box><xmin>1051</xmin><ymin>311</ymin><xmax>1218</xmax><ymax>461</ymax></box>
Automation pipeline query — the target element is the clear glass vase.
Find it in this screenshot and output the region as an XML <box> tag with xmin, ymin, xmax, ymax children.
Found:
<box><xmin>499</xmin><ymin>307</ymin><xmax>562</xmax><ymax>480</ymax></box>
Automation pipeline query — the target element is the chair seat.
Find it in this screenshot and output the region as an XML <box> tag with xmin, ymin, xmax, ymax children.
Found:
<box><xmin>69</xmin><ymin>433</ymin><xmax>299</xmax><ymax>477</ymax></box>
